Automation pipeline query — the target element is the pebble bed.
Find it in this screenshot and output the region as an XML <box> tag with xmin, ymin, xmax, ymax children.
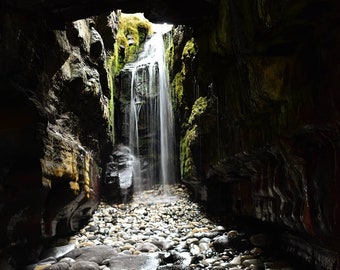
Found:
<box><xmin>31</xmin><ymin>185</ymin><xmax>305</xmax><ymax>270</ymax></box>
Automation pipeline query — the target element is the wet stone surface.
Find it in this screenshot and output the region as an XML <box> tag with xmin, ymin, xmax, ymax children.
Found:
<box><xmin>30</xmin><ymin>185</ymin><xmax>305</xmax><ymax>270</ymax></box>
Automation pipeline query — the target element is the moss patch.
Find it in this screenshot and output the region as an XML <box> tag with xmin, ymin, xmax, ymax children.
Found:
<box><xmin>180</xmin><ymin>124</ymin><xmax>198</xmax><ymax>179</ymax></box>
<box><xmin>182</xmin><ymin>38</ymin><xmax>197</xmax><ymax>60</ymax></box>
<box><xmin>173</xmin><ymin>72</ymin><xmax>184</xmax><ymax>108</ymax></box>
<box><xmin>188</xmin><ymin>96</ymin><xmax>208</xmax><ymax>124</ymax></box>
<box><xmin>107</xmin><ymin>12</ymin><xmax>152</xmax><ymax>144</ymax></box>
<box><xmin>114</xmin><ymin>12</ymin><xmax>152</xmax><ymax>74</ymax></box>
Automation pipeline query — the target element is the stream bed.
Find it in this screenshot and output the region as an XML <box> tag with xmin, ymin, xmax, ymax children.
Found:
<box><xmin>30</xmin><ymin>184</ymin><xmax>311</xmax><ymax>270</ymax></box>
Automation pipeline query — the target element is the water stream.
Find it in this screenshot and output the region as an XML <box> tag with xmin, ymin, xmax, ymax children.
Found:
<box><xmin>122</xmin><ymin>23</ymin><xmax>175</xmax><ymax>193</ymax></box>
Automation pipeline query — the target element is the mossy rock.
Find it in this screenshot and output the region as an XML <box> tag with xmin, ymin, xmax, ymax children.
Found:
<box><xmin>110</xmin><ymin>13</ymin><xmax>152</xmax><ymax>76</ymax></box>
<box><xmin>107</xmin><ymin>13</ymin><xmax>152</xmax><ymax>144</ymax></box>
<box><xmin>180</xmin><ymin>124</ymin><xmax>198</xmax><ymax>180</ymax></box>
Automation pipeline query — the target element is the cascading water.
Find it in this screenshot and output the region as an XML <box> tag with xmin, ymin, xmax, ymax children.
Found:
<box><xmin>121</xmin><ymin>23</ymin><xmax>175</xmax><ymax>193</ymax></box>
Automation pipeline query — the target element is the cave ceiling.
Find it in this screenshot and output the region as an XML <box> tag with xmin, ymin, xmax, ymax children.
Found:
<box><xmin>3</xmin><ymin>0</ymin><xmax>219</xmax><ymax>26</ymax></box>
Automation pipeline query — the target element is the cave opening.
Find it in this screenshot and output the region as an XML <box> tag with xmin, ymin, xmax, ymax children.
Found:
<box><xmin>0</xmin><ymin>1</ymin><xmax>339</xmax><ymax>269</ymax></box>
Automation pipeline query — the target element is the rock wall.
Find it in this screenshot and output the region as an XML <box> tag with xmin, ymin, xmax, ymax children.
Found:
<box><xmin>172</xmin><ymin>0</ymin><xmax>340</xmax><ymax>268</ymax></box>
<box><xmin>0</xmin><ymin>8</ymin><xmax>117</xmax><ymax>266</ymax></box>
<box><xmin>0</xmin><ymin>0</ymin><xmax>339</xmax><ymax>268</ymax></box>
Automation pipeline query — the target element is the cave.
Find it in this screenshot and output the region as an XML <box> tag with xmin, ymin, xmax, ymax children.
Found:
<box><xmin>0</xmin><ymin>0</ymin><xmax>339</xmax><ymax>269</ymax></box>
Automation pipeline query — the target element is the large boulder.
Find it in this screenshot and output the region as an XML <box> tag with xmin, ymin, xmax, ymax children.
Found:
<box><xmin>102</xmin><ymin>145</ymin><xmax>134</xmax><ymax>203</ymax></box>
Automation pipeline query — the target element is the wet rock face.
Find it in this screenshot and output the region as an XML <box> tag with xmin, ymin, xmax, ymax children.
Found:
<box><xmin>172</xmin><ymin>0</ymin><xmax>340</xmax><ymax>268</ymax></box>
<box><xmin>102</xmin><ymin>145</ymin><xmax>134</xmax><ymax>203</ymax></box>
<box><xmin>0</xmin><ymin>9</ymin><xmax>115</xmax><ymax>265</ymax></box>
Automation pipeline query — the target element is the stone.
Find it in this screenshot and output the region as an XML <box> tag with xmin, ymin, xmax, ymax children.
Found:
<box><xmin>229</xmin><ymin>255</ymin><xmax>242</xmax><ymax>265</ymax></box>
<box><xmin>34</xmin><ymin>264</ymin><xmax>52</xmax><ymax>270</ymax></box>
<box><xmin>199</xmin><ymin>242</ymin><xmax>210</xmax><ymax>252</ymax></box>
<box><xmin>212</xmin><ymin>235</ymin><xmax>230</xmax><ymax>252</ymax></box>
<box><xmin>44</xmin><ymin>262</ymin><xmax>70</xmax><ymax>270</ymax></box>
<box><xmin>250</xmin><ymin>247</ymin><xmax>263</xmax><ymax>256</ymax></box>
<box><xmin>59</xmin><ymin>258</ymin><xmax>76</xmax><ymax>265</ymax></box>
<box><xmin>70</xmin><ymin>261</ymin><xmax>100</xmax><ymax>270</ymax></box>
<box><xmin>186</xmin><ymin>238</ymin><xmax>199</xmax><ymax>245</ymax></box>
<box><xmin>41</xmin><ymin>244</ymin><xmax>76</xmax><ymax>261</ymax></box>
<box><xmin>65</xmin><ymin>245</ymin><xmax>118</xmax><ymax>264</ymax></box>
<box><xmin>135</xmin><ymin>242</ymin><xmax>160</xmax><ymax>253</ymax></box>
<box><xmin>189</xmin><ymin>244</ymin><xmax>200</xmax><ymax>256</ymax></box>
<box><xmin>102</xmin><ymin>145</ymin><xmax>134</xmax><ymax>203</ymax></box>
<box><xmin>226</xmin><ymin>230</ymin><xmax>239</xmax><ymax>238</ymax></box>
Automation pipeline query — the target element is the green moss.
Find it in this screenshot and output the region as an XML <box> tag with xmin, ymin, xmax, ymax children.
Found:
<box><xmin>113</xmin><ymin>13</ymin><xmax>152</xmax><ymax>75</ymax></box>
<box><xmin>166</xmin><ymin>40</ymin><xmax>174</xmax><ymax>77</ymax></box>
<box><xmin>182</xmin><ymin>38</ymin><xmax>197</xmax><ymax>60</ymax></box>
<box><xmin>180</xmin><ymin>97</ymin><xmax>210</xmax><ymax>180</ymax></box>
<box><xmin>188</xmin><ymin>96</ymin><xmax>208</xmax><ymax>125</ymax></box>
<box><xmin>180</xmin><ymin>124</ymin><xmax>198</xmax><ymax>179</ymax></box>
<box><xmin>107</xmin><ymin>12</ymin><xmax>152</xmax><ymax>144</ymax></box>
<box><xmin>173</xmin><ymin>72</ymin><xmax>184</xmax><ymax>107</ymax></box>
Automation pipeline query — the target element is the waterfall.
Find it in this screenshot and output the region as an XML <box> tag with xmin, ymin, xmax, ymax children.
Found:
<box><xmin>122</xmin><ymin>23</ymin><xmax>175</xmax><ymax>193</ymax></box>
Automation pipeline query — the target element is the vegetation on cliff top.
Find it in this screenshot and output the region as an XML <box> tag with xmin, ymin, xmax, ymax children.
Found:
<box><xmin>109</xmin><ymin>12</ymin><xmax>152</xmax><ymax>76</ymax></box>
<box><xmin>107</xmin><ymin>12</ymin><xmax>152</xmax><ymax>144</ymax></box>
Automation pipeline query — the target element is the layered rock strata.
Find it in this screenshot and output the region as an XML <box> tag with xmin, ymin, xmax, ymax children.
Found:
<box><xmin>172</xmin><ymin>0</ymin><xmax>340</xmax><ymax>268</ymax></box>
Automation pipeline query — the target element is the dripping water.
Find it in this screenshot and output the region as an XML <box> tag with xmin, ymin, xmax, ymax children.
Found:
<box><xmin>122</xmin><ymin>23</ymin><xmax>175</xmax><ymax>194</ymax></box>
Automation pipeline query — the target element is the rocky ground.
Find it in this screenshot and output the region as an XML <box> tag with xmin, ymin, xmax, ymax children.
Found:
<box><xmin>28</xmin><ymin>184</ymin><xmax>311</xmax><ymax>270</ymax></box>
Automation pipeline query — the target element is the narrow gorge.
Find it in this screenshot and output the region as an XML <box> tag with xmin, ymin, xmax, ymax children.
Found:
<box><xmin>0</xmin><ymin>0</ymin><xmax>339</xmax><ymax>269</ymax></box>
